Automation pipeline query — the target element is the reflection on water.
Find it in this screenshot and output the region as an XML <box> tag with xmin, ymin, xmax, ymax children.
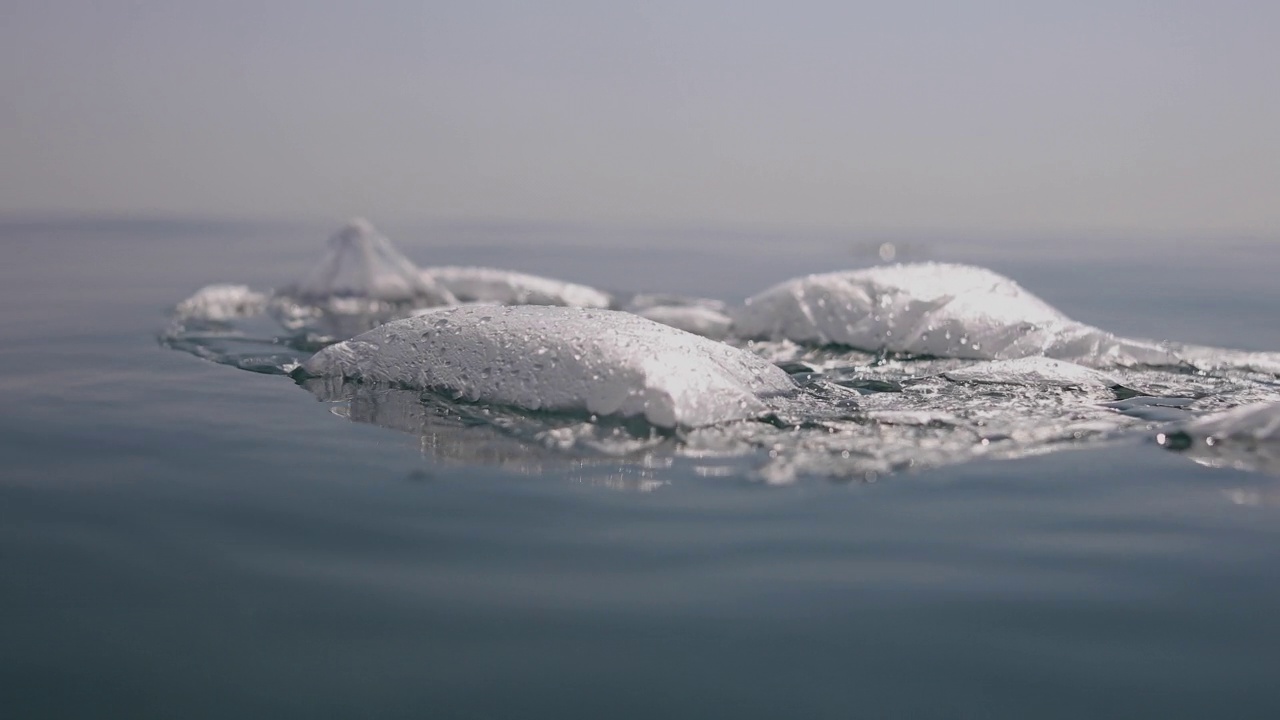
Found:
<box><xmin>303</xmin><ymin>378</ymin><xmax>677</xmax><ymax>492</ymax></box>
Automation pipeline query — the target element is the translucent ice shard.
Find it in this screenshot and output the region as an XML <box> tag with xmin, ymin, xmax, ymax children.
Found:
<box><xmin>941</xmin><ymin>357</ymin><xmax>1123</xmax><ymax>388</ymax></box>
<box><xmin>287</xmin><ymin>218</ymin><xmax>455</xmax><ymax>305</ymax></box>
<box><xmin>734</xmin><ymin>263</ymin><xmax>1179</xmax><ymax>366</ymax></box>
<box><xmin>1162</xmin><ymin>401</ymin><xmax>1280</xmax><ymax>475</ymax></box>
<box><xmin>1190</xmin><ymin>402</ymin><xmax>1280</xmax><ymax>439</ymax></box>
<box><xmin>301</xmin><ymin>306</ymin><xmax>798</xmax><ymax>428</ymax></box>
<box><xmin>421</xmin><ymin>266</ymin><xmax>612</xmax><ymax>308</ymax></box>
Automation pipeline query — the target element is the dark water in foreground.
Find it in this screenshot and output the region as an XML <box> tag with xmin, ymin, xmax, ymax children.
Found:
<box><xmin>2</xmin><ymin>220</ymin><xmax>1279</xmax><ymax>718</ymax></box>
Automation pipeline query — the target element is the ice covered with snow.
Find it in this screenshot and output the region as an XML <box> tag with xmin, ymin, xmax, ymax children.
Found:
<box><xmin>421</xmin><ymin>266</ymin><xmax>612</xmax><ymax>308</ymax></box>
<box><xmin>733</xmin><ymin>263</ymin><xmax>1179</xmax><ymax>367</ymax></box>
<box><xmin>301</xmin><ymin>306</ymin><xmax>798</xmax><ymax>428</ymax></box>
<box><xmin>286</xmin><ymin>218</ymin><xmax>455</xmax><ymax>305</ymax></box>
<box><xmin>173</xmin><ymin>284</ymin><xmax>268</xmax><ymax>322</ymax></box>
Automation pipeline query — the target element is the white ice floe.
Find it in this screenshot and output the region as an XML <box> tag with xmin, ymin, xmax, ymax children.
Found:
<box><xmin>733</xmin><ymin>263</ymin><xmax>1179</xmax><ymax>366</ymax></box>
<box><xmin>622</xmin><ymin>295</ymin><xmax>735</xmax><ymax>339</ymax></box>
<box><xmin>173</xmin><ymin>284</ymin><xmax>269</xmax><ymax>322</ymax></box>
<box><xmin>287</xmin><ymin>218</ymin><xmax>455</xmax><ymax>305</ymax></box>
<box><xmin>302</xmin><ymin>306</ymin><xmax>797</xmax><ymax>428</ymax></box>
<box><xmin>631</xmin><ymin>304</ymin><xmax>734</xmax><ymax>340</ymax></box>
<box><xmin>421</xmin><ymin>266</ymin><xmax>612</xmax><ymax>308</ymax></box>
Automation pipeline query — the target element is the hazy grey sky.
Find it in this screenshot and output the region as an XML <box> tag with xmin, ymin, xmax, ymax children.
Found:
<box><xmin>2</xmin><ymin>1</ymin><xmax>1277</xmax><ymax>235</ymax></box>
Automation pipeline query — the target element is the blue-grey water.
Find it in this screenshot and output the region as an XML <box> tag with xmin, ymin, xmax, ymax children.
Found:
<box><xmin>3</xmin><ymin>219</ymin><xmax>1279</xmax><ymax>718</ymax></box>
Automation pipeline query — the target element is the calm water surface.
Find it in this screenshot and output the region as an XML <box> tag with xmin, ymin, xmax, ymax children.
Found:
<box><xmin>2</xmin><ymin>220</ymin><xmax>1279</xmax><ymax>718</ymax></box>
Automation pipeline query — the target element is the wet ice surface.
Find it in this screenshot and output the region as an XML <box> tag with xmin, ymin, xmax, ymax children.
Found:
<box><xmin>162</xmin><ymin>226</ymin><xmax>1280</xmax><ymax>485</ymax></box>
<box><xmin>301</xmin><ymin>306</ymin><xmax>797</xmax><ymax>428</ymax></box>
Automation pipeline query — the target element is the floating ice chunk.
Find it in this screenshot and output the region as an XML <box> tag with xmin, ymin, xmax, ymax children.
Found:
<box><xmin>734</xmin><ymin>263</ymin><xmax>1179</xmax><ymax>366</ymax></box>
<box><xmin>623</xmin><ymin>294</ymin><xmax>728</xmax><ymax>312</ymax></box>
<box><xmin>632</xmin><ymin>305</ymin><xmax>734</xmax><ymax>340</ymax></box>
<box><xmin>422</xmin><ymin>266</ymin><xmax>611</xmax><ymax>308</ymax></box>
<box><xmin>287</xmin><ymin>218</ymin><xmax>455</xmax><ymax>305</ymax></box>
<box><xmin>622</xmin><ymin>294</ymin><xmax>734</xmax><ymax>339</ymax></box>
<box><xmin>301</xmin><ymin>306</ymin><xmax>797</xmax><ymax>428</ymax></box>
<box><xmin>942</xmin><ymin>357</ymin><xmax>1122</xmax><ymax>388</ymax></box>
<box><xmin>173</xmin><ymin>284</ymin><xmax>268</xmax><ymax>321</ymax></box>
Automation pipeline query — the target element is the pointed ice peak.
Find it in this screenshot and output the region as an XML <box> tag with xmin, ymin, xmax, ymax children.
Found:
<box><xmin>290</xmin><ymin>218</ymin><xmax>455</xmax><ymax>305</ymax></box>
<box><xmin>332</xmin><ymin>216</ymin><xmax>379</xmax><ymax>245</ymax></box>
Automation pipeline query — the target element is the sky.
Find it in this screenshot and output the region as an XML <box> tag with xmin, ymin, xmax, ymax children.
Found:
<box><xmin>1</xmin><ymin>1</ymin><xmax>1277</xmax><ymax>236</ymax></box>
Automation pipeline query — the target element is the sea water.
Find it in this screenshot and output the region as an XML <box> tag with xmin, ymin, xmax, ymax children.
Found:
<box><xmin>2</xmin><ymin>219</ymin><xmax>1279</xmax><ymax>718</ymax></box>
